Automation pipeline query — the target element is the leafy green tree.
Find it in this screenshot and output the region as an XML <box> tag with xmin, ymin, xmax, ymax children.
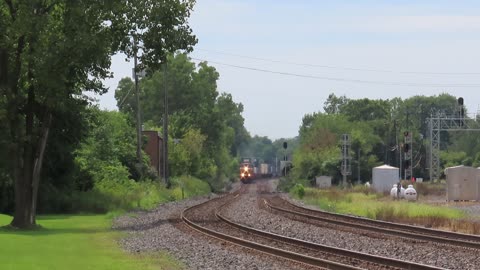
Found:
<box><xmin>294</xmin><ymin>113</ymin><xmax>382</xmax><ymax>183</ymax></box>
<box><xmin>1</xmin><ymin>0</ymin><xmax>197</xmax><ymax>228</ymax></box>
<box><xmin>323</xmin><ymin>93</ymin><xmax>348</xmax><ymax>114</ymax></box>
<box><xmin>116</xmin><ymin>54</ymin><xmax>247</xmax><ymax>189</ymax></box>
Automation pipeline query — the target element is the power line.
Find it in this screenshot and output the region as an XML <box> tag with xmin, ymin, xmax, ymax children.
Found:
<box><xmin>118</xmin><ymin>86</ymin><xmax>134</xmax><ymax>108</ymax></box>
<box><xmin>196</xmin><ymin>48</ymin><xmax>480</xmax><ymax>76</ymax></box>
<box><xmin>191</xmin><ymin>57</ymin><xmax>480</xmax><ymax>88</ymax></box>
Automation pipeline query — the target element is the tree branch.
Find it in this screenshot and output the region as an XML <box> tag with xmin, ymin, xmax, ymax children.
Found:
<box><xmin>4</xmin><ymin>0</ymin><xmax>16</xmax><ymax>20</ymax></box>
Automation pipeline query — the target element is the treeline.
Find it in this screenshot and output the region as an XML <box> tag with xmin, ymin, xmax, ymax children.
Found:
<box><xmin>0</xmin><ymin>0</ymin><xmax>201</xmax><ymax>228</ymax></box>
<box><xmin>0</xmin><ymin>53</ymin><xmax>251</xmax><ymax>216</ymax></box>
<box><xmin>115</xmin><ymin>54</ymin><xmax>250</xmax><ymax>190</ymax></box>
<box><xmin>292</xmin><ymin>93</ymin><xmax>480</xmax><ymax>184</ymax></box>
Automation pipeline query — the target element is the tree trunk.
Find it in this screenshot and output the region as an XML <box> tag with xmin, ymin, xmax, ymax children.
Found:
<box><xmin>31</xmin><ymin>114</ymin><xmax>52</xmax><ymax>223</ymax></box>
<box><xmin>10</xmin><ymin>66</ymin><xmax>52</xmax><ymax>228</ymax></box>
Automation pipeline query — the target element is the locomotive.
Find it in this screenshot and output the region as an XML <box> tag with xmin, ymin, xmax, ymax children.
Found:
<box><xmin>240</xmin><ymin>163</ymin><xmax>254</xmax><ymax>183</ymax></box>
<box><xmin>239</xmin><ymin>158</ymin><xmax>255</xmax><ymax>183</ymax></box>
<box><xmin>239</xmin><ymin>158</ymin><xmax>275</xmax><ymax>183</ymax></box>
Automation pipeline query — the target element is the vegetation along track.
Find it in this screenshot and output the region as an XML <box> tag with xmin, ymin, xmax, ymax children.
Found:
<box><xmin>181</xmin><ymin>184</ymin><xmax>443</xmax><ymax>270</ymax></box>
<box><xmin>265</xmin><ymin>196</ymin><xmax>480</xmax><ymax>250</ymax></box>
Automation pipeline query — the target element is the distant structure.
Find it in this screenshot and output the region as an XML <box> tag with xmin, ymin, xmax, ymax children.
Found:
<box><xmin>142</xmin><ymin>130</ymin><xmax>163</xmax><ymax>177</ymax></box>
<box><xmin>340</xmin><ymin>134</ymin><xmax>351</xmax><ymax>185</ymax></box>
<box><xmin>445</xmin><ymin>165</ymin><xmax>480</xmax><ymax>201</ymax></box>
<box><xmin>315</xmin><ymin>176</ymin><xmax>332</xmax><ymax>188</ymax></box>
<box><xmin>427</xmin><ymin>98</ymin><xmax>480</xmax><ymax>180</ymax></box>
<box><xmin>372</xmin><ymin>165</ymin><xmax>399</xmax><ymax>192</ymax></box>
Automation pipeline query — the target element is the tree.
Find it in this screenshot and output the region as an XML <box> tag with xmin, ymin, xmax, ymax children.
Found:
<box><xmin>323</xmin><ymin>93</ymin><xmax>348</xmax><ymax>114</ymax></box>
<box><xmin>116</xmin><ymin>54</ymin><xmax>248</xmax><ymax>189</ymax></box>
<box><xmin>1</xmin><ymin>0</ymin><xmax>197</xmax><ymax>229</ymax></box>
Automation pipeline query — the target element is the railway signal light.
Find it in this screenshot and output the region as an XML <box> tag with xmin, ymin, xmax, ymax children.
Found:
<box><xmin>283</xmin><ymin>142</ymin><xmax>288</xmax><ymax>149</ymax></box>
<box><xmin>403</xmin><ymin>131</ymin><xmax>410</xmax><ymax>153</ymax></box>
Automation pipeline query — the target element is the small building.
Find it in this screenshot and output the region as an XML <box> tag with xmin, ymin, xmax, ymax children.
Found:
<box><xmin>445</xmin><ymin>165</ymin><xmax>480</xmax><ymax>201</ymax></box>
<box><xmin>315</xmin><ymin>176</ymin><xmax>332</xmax><ymax>188</ymax></box>
<box><xmin>142</xmin><ymin>130</ymin><xmax>163</xmax><ymax>177</ymax></box>
<box><xmin>372</xmin><ymin>165</ymin><xmax>400</xmax><ymax>193</ymax></box>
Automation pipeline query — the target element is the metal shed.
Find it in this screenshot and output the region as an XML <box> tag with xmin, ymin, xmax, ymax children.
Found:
<box><xmin>372</xmin><ymin>165</ymin><xmax>399</xmax><ymax>193</ymax></box>
<box><xmin>315</xmin><ymin>176</ymin><xmax>332</xmax><ymax>188</ymax></box>
<box><xmin>445</xmin><ymin>165</ymin><xmax>480</xmax><ymax>201</ymax></box>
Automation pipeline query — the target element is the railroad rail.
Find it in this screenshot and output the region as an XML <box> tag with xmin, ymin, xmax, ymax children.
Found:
<box><xmin>265</xmin><ymin>196</ymin><xmax>480</xmax><ymax>250</ymax></box>
<box><xmin>182</xmin><ymin>188</ymin><xmax>444</xmax><ymax>270</ymax></box>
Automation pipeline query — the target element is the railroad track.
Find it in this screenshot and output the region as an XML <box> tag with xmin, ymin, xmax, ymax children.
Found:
<box><xmin>265</xmin><ymin>196</ymin><xmax>480</xmax><ymax>250</ymax></box>
<box><xmin>182</xmin><ymin>186</ymin><xmax>444</xmax><ymax>270</ymax></box>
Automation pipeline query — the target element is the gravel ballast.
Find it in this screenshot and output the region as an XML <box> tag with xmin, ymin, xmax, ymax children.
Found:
<box><xmin>113</xmin><ymin>196</ymin><xmax>319</xmax><ymax>270</ymax></box>
<box><xmin>113</xmin><ymin>179</ymin><xmax>480</xmax><ymax>269</ymax></box>
<box><xmin>221</xmin><ymin>180</ymin><xmax>480</xmax><ymax>270</ymax></box>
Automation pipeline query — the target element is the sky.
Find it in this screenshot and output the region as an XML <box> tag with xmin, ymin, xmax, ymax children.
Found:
<box><xmin>99</xmin><ymin>0</ymin><xmax>480</xmax><ymax>140</ymax></box>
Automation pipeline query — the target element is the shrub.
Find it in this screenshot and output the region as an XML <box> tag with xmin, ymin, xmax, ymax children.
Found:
<box><xmin>292</xmin><ymin>184</ymin><xmax>305</xmax><ymax>199</ymax></box>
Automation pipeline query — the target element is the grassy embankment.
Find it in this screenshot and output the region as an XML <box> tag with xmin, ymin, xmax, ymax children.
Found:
<box><xmin>291</xmin><ymin>183</ymin><xmax>480</xmax><ymax>234</ymax></box>
<box><xmin>0</xmin><ymin>176</ymin><xmax>211</xmax><ymax>270</ymax></box>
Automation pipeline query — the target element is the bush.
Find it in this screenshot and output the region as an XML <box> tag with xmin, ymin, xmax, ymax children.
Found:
<box><xmin>292</xmin><ymin>184</ymin><xmax>305</xmax><ymax>199</ymax></box>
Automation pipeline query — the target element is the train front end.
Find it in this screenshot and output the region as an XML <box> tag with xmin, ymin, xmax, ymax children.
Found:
<box><xmin>240</xmin><ymin>164</ymin><xmax>254</xmax><ymax>183</ymax></box>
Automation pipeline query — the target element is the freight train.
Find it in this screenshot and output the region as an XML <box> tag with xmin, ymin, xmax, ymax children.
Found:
<box><xmin>239</xmin><ymin>158</ymin><xmax>274</xmax><ymax>183</ymax></box>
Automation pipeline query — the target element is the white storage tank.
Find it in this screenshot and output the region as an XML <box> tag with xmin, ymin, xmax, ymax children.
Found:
<box><xmin>372</xmin><ymin>165</ymin><xmax>400</xmax><ymax>193</ymax></box>
<box><xmin>404</xmin><ymin>184</ymin><xmax>417</xmax><ymax>201</ymax></box>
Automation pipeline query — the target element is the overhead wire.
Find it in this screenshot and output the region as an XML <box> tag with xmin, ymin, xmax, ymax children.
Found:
<box><xmin>191</xmin><ymin>57</ymin><xmax>480</xmax><ymax>88</ymax></box>
<box><xmin>196</xmin><ymin>48</ymin><xmax>480</xmax><ymax>76</ymax></box>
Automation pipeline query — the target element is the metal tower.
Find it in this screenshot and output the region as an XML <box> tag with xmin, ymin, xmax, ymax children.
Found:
<box><xmin>427</xmin><ymin>111</ymin><xmax>480</xmax><ymax>180</ymax></box>
<box><xmin>341</xmin><ymin>134</ymin><xmax>352</xmax><ymax>185</ymax></box>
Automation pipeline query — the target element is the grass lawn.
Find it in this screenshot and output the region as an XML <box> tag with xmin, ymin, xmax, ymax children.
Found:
<box><xmin>0</xmin><ymin>214</ymin><xmax>183</xmax><ymax>270</ymax></box>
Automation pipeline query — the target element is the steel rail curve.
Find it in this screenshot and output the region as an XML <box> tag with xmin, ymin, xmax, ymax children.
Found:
<box><xmin>215</xmin><ymin>203</ymin><xmax>443</xmax><ymax>270</ymax></box>
<box><xmin>181</xmin><ymin>190</ymin><xmax>444</xmax><ymax>270</ymax></box>
<box><xmin>181</xmin><ymin>195</ymin><xmax>360</xmax><ymax>270</ymax></box>
<box><xmin>265</xmin><ymin>197</ymin><xmax>480</xmax><ymax>250</ymax></box>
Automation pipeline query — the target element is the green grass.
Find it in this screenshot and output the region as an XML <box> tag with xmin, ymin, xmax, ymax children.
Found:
<box><xmin>295</xmin><ymin>187</ymin><xmax>480</xmax><ymax>234</ymax></box>
<box><xmin>299</xmin><ymin>187</ymin><xmax>465</xmax><ymax>221</ymax></box>
<box><xmin>0</xmin><ymin>214</ymin><xmax>184</xmax><ymax>270</ymax></box>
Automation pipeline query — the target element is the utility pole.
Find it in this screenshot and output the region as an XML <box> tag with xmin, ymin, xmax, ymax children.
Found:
<box><xmin>357</xmin><ymin>148</ymin><xmax>360</xmax><ymax>183</ymax></box>
<box><xmin>163</xmin><ymin>62</ymin><xmax>169</xmax><ymax>187</ymax></box>
<box><xmin>133</xmin><ymin>36</ymin><xmax>142</xmax><ymax>167</ymax></box>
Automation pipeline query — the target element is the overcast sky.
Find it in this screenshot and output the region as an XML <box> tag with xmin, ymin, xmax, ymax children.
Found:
<box><xmin>98</xmin><ymin>0</ymin><xmax>480</xmax><ymax>139</ymax></box>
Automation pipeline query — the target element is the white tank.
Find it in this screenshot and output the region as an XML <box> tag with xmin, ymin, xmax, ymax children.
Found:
<box><xmin>404</xmin><ymin>184</ymin><xmax>417</xmax><ymax>201</ymax></box>
<box><xmin>400</xmin><ymin>186</ymin><xmax>406</xmax><ymax>198</ymax></box>
<box><xmin>390</xmin><ymin>184</ymin><xmax>398</xmax><ymax>199</ymax></box>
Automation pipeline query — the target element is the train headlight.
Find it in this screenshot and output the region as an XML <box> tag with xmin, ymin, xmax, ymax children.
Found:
<box><xmin>241</xmin><ymin>173</ymin><xmax>245</xmax><ymax>177</ymax></box>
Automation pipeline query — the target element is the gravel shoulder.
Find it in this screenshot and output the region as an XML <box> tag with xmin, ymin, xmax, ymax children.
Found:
<box><xmin>112</xmin><ymin>194</ymin><xmax>318</xmax><ymax>270</ymax></box>
<box><xmin>112</xmin><ymin>179</ymin><xmax>480</xmax><ymax>270</ymax></box>
<box><xmin>221</xmin><ymin>180</ymin><xmax>480</xmax><ymax>270</ymax></box>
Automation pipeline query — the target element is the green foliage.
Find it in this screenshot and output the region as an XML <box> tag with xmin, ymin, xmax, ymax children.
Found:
<box><xmin>74</xmin><ymin>109</ymin><xmax>146</xmax><ymax>186</ymax></box>
<box><xmin>295</xmin><ymin>93</ymin><xmax>472</xmax><ymax>183</ymax></box>
<box><xmin>278</xmin><ymin>177</ymin><xmax>310</xmax><ymax>193</ymax></box>
<box><xmin>169</xmin><ymin>176</ymin><xmax>211</xmax><ymax>200</ymax></box>
<box><xmin>291</xmin><ymin>183</ymin><xmax>305</xmax><ymax>199</ymax></box>
<box><xmin>115</xmin><ymin>54</ymin><xmax>248</xmax><ymax>189</ymax></box>
<box><xmin>294</xmin><ymin>113</ymin><xmax>381</xmax><ymax>183</ymax></box>
<box><xmin>1</xmin><ymin>0</ymin><xmax>197</xmax><ymax>227</ymax></box>
<box><xmin>440</xmin><ymin>151</ymin><xmax>470</xmax><ymax>170</ymax></box>
<box><xmin>0</xmin><ymin>214</ymin><xmax>184</xmax><ymax>270</ymax></box>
